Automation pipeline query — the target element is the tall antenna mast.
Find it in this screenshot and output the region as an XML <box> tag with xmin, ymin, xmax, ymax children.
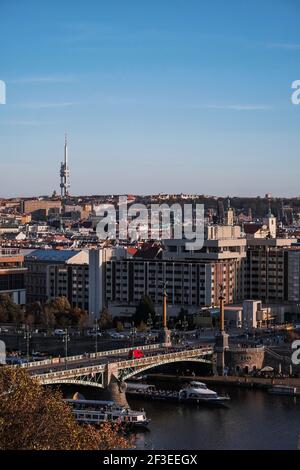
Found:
<box><xmin>60</xmin><ymin>133</ymin><xmax>70</xmax><ymax>199</ymax></box>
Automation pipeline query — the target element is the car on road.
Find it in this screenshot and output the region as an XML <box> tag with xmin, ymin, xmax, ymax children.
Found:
<box><xmin>6</xmin><ymin>357</ymin><xmax>28</xmax><ymax>365</ymax></box>
<box><xmin>0</xmin><ymin>327</ymin><xmax>9</xmax><ymax>334</ymax></box>
<box><xmin>128</xmin><ymin>348</ymin><xmax>145</xmax><ymax>359</ymax></box>
<box><xmin>110</xmin><ymin>332</ymin><xmax>126</xmax><ymax>339</ymax></box>
<box><xmin>53</xmin><ymin>329</ymin><xmax>65</xmax><ymax>337</ymax></box>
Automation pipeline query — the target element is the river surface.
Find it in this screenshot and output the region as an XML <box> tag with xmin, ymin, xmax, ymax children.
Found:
<box><xmin>62</xmin><ymin>383</ymin><xmax>300</xmax><ymax>450</ymax></box>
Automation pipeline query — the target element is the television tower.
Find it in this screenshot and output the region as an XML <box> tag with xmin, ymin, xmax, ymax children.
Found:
<box><xmin>60</xmin><ymin>133</ymin><xmax>70</xmax><ymax>199</ymax></box>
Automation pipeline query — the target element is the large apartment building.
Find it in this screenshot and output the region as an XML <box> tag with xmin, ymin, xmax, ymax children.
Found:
<box><xmin>19</xmin><ymin>210</ymin><xmax>300</xmax><ymax>320</ymax></box>
<box><xmin>102</xmin><ymin>225</ymin><xmax>247</xmax><ymax>317</ymax></box>
<box><xmin>24</xmin><ymin>249</ymin><xmax>89</xmax><ymax>309</ymax></box>
<box><xmin>21</xmin><ymin>199</ymin><xmax>61</xmax><ymax>220</ymax></box>
<box><xmin>286</xmin><ymin>247</ymin><xmax>300</xmax><ymax>303</ymax></box>
<box><xmin>246</xmin><ymin>238</ymin><xmax>293</xmax><ymax>303</ymax></box>
<box><xmin>0</xmin><ymin>248</ymin><xmax>26</xmax><ymax>304</ymax></box>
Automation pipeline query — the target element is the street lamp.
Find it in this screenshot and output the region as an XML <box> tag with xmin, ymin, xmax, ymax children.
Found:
<box><xmin>182</xmin><ymin>315</ymin><xmax>188</xmax><ymax>331</ymax></box>
<box><xmin>146</xmin><ymin>313</ymin><xmax>153</xmax><ymax>344</ymax></box>
<box><xmin>62</xmin><ymin>328</ymin><xmax>70</xmax><ymax>370</ymax></box>
<box><xmin>131</xmin><ymin>323</ymin><xmax>137</xmax><ymax>347</ymax></box>
<box><xmin>94</xmin><ymin>319</ymin><xmax>99</xmax><ymax>354</ymax></box>
<box><xmin>24</xmin><ymin>325</ymin><xmax>32</xmax><ymax>365</ymax></box>
<box><xmin>147</xmin><ymin>313</ymin><xmax>153</xmax><ymax>329</ymax></box>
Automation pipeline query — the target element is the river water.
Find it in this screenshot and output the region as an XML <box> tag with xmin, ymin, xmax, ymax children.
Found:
<box><xmin>63</xmin><ymin>383</ymin><xmax>300</xmax><ymax>450</ymax></box>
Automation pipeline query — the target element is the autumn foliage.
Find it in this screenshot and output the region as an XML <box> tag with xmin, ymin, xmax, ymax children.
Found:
<box><xmin>0</xmin><ymin>367</ymin><xmax>131</xmax><ymax>450</ymax></box>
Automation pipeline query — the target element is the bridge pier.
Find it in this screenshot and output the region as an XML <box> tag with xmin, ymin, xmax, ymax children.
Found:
<box><xmin>215</xmin><ymin>331</ymin><xmax>229</xmax><ymax>375</ymax></box>
<box><xmin>107</xmin><ymin>375</ymin><xmax>129</xmax><ymax>408</ymax></box>
<box><xmin>159</xmin><ymin>327</ymin><xmax>172</xmax><ymax>347</ymax></box>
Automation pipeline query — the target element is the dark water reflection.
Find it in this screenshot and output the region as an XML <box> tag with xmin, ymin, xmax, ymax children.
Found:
<box><xmin>61</xmin><ymin>384</ymin><xmax>300</xmax><ymax>450</ymax></box>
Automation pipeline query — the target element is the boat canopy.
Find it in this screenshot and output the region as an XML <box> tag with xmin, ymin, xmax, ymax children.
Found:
<box><xmin>67</xmin><ymin>399</ymin><xmax>115</xmax><ymax>406</ymax></box>
<box><xmin>260</xmin><ymin>366</ymin><xmax>274</xmax><ymax>372</ymax></box>
<box><xmin>190</xmin><ymin>381</ymin><xmax>207</xmax><ymax>387</ymax></box>
<box><xmin>126</xmin><ymin>382</ymin><xmax>155</xmax><ymax>390</ymax></box>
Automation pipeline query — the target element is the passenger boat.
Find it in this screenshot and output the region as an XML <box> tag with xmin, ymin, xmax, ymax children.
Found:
<box><xmin>126</xmin><ymin>383</ymin><xmax>156</xmax><ymax>396</ymax></box>
<box><xmin>268</xmin><ymin>385</ymin><xmax>299</xmax><ymax>396</ymax></box>
<box><xmin>178</xmin><ymin>381</ymin><xmax>230</xmax><ymax>405</ymax></box>
<box><xmin>126</xmin><ymin>381</ymin><xmax>230</xmax><ymax>406</ymax></box>
<box><xmin>66</xmin><ymin>398</ymin><xmax>150</xmax><ymax>429</ymax></box>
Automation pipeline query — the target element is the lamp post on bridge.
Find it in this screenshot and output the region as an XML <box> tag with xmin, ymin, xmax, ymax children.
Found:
<box><xmin>214</xmin><ymin>284</ymin><xmax>229</xmax><ymax>376</ymax></box>
<box><xmin>146</xmin><ymin>313</ymin><xmax>153</xmax><ymax>344</ymax></box>
<box><xmin>24</xmin><ymin>325</ymin><xmax>32</xmax><ymax>366</ymax></box>
<box><xmin>62</xmin><ymin>328</ymin><xmax>70</xmax><ymax>370</ymax></box>
<box><xmin>147</xmin><ymin>312</ymin><xmax>153</xmax><ymax>328</ymax></box>
<box><xmin>159</xmin><ymin>282</ymin><xmax>172</xmax><ymax>347</ymax></box>
<box><xmin>94</xmin><ymin>318</ymin><xmax>99</xmax><ymax>354</ymax></box>
<box><xmin>182</xmin><ymin>315</ymin><xmax>188</xmax><ymax>331</ymax></box>
<box><xmin>131</xmin><ymin>323</ymin><xmax>137</xmax><ymax>347</ymax></box>
<box><xmin>181</xmin><ymin>315</ymin><xmax>189</xmax><ymax>345</ymax></box>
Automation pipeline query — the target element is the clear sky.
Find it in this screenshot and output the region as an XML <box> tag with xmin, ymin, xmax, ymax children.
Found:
<box><xmin>0</xmin><ymin>0</ymin><xmax>300</xmax><ymax>197</ymax></box>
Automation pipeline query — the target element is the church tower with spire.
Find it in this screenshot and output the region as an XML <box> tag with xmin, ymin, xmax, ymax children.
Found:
<box><xmin>263</xmin><ymin>200</ymin><xmax>276</xmax><ymax>238</ymax></box>
<box><xmin>225</xmin><ymin>197</ymin><xmax>234</xmax><ymax>226</ymax></box>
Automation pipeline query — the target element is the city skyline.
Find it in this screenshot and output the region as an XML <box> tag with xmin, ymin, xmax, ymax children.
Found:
<box><xmin>1</xmin><ymin>0</ymin><xmax>300</xmax><ymax>197</ymax></box>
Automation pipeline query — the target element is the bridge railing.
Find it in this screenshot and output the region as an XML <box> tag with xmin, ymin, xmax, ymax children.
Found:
<box><xmin>89</xmin><ymin>343</ymin><xmax>163</xmax><ymax>359</ymax></box>
<box><xmin>17</xmin><ymin>343</ymin><xmax>164</xmax><ymax>369</ymax></box>
<box><xmin>228</xmin><ymin>346</ymin><xmax>265</xmax><ymax>352</ymax></box>
<box><xmin>113</xmin><ymin>347</ymin><xmax>214</xmax><ymax>370</ymax></box>
<box><xmin>33</xmin><ymin>363</ymin><xmax>107</xmax><ymax>381</ymax></box>
<box><xmin>265</xmin><ymin>347</ymin><xmax>292</xmax><ymax>363</ymax></box>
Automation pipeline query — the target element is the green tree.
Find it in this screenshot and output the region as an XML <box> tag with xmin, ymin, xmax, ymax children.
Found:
<box><xmin>137</xmin><ymin>320</ymin><xmax>148</xmax><ymax>332</ymax></box>
<box><xmin>0</xmin><ymin>294</ymin><xmax>24</xmax><ymax>326</ymax></box>
<box><xmin>71</xmin><ymin>307</ymin><xmax>88</xmax><ymax>329</ymax></box>
<box><xmin>41</xmin><ymin>307</ymin><xmax>56</xmax><ymax>329</ymax></box>
<box><xmin>133</xmin><ymin>295</ymin><xmax>156</xmax><ymax>326</ymax></box>
<box><xmin>25</xmin><ymin>301</ymin><xmax>43</xmax><ymax>325</ymax></box>
<box><xmin>99</xmin><ymin>307</ymin><xmax>113</xmax><ymax>330</ymax></box>
<box><xmin>116</xmin><ymin>321</ymin><xmax>124</xmax><ymax>332</ymax></box>
<box><xmin>44</xmin><ymin>297</ymin><xmax>71</xmax><ymax>327</ymax></box>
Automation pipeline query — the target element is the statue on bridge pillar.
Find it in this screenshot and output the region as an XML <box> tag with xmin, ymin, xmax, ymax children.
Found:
<box><xmin>214</xmin><ymin>284</ymin><xmax>229</xmax><ymax>375</ymax></box>
<box><xmin>159</xmin><ymin>282</ymin><xmax>172</xmax><ymax>347</ymax></box>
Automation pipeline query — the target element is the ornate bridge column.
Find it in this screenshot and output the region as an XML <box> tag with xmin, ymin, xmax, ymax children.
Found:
<box><xmin>214</xmin><ymin>284</ymin><xmax>229</xmax><ymax>376</ymax></box>
<box><xmin>159</xmin><ymin>282</ymin><xmax>172</xmax><ymax>347</ymax></box>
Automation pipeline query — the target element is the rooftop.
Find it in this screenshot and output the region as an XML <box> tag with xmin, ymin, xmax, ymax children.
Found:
<box><xmin>25</xmin><ymin>249</ymin><xmax>79</xmax><ymax>263</ymax></box>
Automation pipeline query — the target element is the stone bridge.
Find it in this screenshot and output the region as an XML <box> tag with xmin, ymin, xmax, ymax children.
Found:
<box><xmin>28</xmin><ymin>344</ymin><xmax>214</xmax><ymax>389</ymax></box>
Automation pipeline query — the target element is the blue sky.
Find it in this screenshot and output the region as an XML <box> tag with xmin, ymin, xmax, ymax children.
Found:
<box><xmin>0</xmin><ymin>0</ymin><xmax>300</xmax><ymax>197</ymax></box>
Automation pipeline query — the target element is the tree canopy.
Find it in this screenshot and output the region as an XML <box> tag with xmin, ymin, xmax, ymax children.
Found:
<box><xmin>0</xmin><ymin>367</ymin><xmax>130</xmax><ymax>450</ymax></box>
<box><xmin>0</xmin><ymin>294</ymin><xmax>23</xmax><ymax>325</ymax></box>
<box><xmin>99</xmin><ymin>307</ymin><xmax>113</xmax><ymax>330</ymax></box>
<box><xmin>133</xmin><ymin>295</ymin><xmax>156</xmax><ymax>326</ymax></box>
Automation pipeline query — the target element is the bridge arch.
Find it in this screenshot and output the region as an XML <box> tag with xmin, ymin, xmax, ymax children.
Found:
<box><xmin>42</xmin><ymin>378</ymin><xmax>104</xmax><ymax>389</ymax></box>
<box><xmin>119</xmin><ymin>357</ymin><xmax>212</xmax><ymax>381</ymax></box>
